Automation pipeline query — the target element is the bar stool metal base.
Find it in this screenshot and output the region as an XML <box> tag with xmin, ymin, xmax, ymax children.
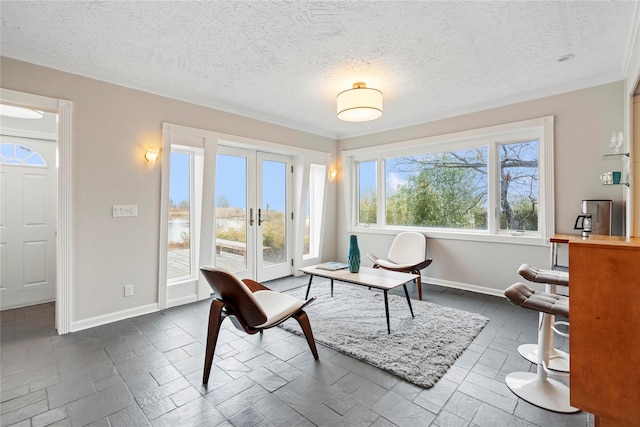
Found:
<box><xmin>505</xmin><ymin>372</ymin><xmax>579</xmax><ymax>413</ymax></box>
<box><xmin>518</xmin><ymin>344</ymin><xmax>570</xmax><ymax>373</ymax></box>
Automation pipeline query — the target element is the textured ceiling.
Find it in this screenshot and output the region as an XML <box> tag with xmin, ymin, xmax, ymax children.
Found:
<box><xmin>1</xmin><ymin>1</ymin><xmax>638</xmax><ymax>138</ymax></box>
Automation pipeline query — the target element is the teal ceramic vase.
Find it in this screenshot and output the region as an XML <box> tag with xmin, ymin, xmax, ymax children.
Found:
<box><xmin>348</xmin><ymin>235</ymin><xmax>360</xmax><ymax>273</ymax></box>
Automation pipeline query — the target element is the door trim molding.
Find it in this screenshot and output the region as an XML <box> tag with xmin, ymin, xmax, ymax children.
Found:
<box><xmin>159</xmin><ymin>122</ymin><xmax>329</xmax><ymax>309</ymax></box>
<box><xmin>57</xmin><ymin>99</ymin><xmax>73</xmax><ymax>334</ymax></box>
<box><xmin>1</xmin><ymin>88</ymin><xmax>73</xmax><ymax>334</ymax></box>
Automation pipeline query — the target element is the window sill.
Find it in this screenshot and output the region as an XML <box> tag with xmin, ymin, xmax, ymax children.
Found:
<box><xmin>348</xmin><ymin>226</ymin><xmax>546</xmax><ymax>246</ymax></box>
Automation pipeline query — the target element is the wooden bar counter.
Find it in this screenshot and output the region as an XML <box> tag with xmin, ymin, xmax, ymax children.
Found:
<box><xmin>560</xmin><ymin>234</ymin><xmax>640</xmax><ymax>427</ymax></box>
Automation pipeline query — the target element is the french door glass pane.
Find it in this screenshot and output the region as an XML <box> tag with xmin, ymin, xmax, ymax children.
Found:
<box><xmin>168</xmin><ymin>152</ymin><xmax>191</xmax><ymax>279</ymax></box>
<box><xmin>215</xmin><ymin>154</ymin><xmax>248</xmax><ymax>272</ymax></box>
<box><xmin>262</xmin><ymin>160</ymin><xmax>286</xmax><ymax>265</ymax></box>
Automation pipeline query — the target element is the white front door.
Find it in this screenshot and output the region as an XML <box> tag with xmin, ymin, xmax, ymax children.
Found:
<box><xmin>0</xmin><ymin>135</ymin><xmax>57</xmax><ymax>309</ymax></box>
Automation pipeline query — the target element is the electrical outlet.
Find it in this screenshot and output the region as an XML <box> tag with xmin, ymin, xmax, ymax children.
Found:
<box><xmin>124</xmin><ymin>284</ymin><xmax>134</xmax><ymax>297</ymax></box>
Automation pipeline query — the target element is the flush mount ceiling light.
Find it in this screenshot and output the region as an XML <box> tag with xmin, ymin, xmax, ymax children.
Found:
<box><xmin>0</xmin><ymin>104</ymin><xmax>44</xmax><ymax>119</ymax></box>
<box><xmin>337</xmin><ymin>82</ymin><xmax>383</xmax><ymax>122</ymax></box>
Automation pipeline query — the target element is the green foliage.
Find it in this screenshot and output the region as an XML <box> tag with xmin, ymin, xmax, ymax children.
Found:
<box><xmin>500</xmin><ymin>195</ymin><xmax>538</xmax><ymax>231</ymax></box>
<box><xmin>386</xmin><ymin>153</ymin><xmax>487</xmax><ymax>229</ymax></box>
<box><xmin>359</xmin><ymin>190</ymin><xmax>377</xmax><ymax>224</ymax></box>
<box><xmin>262</xmin><ymin>211</ymin><xmax>286</xmax><ymax>260</ymax></box>
<box><xmin>215</xmin><ymin>208</ymin><xmax>287</xmax><ymax>263</ymax></box>
<box><xmin>215</xmin><ymin>207</ymin><xmax>247</xmax><ymax>242</ymax></box>
<box><xmin>216</xmin><ymin>224</ymin><xmax>246</xmax><ymax>242</ymax></box>
<box><xmin>360</xmin><ymin>142</ymin><xmax>539</xmax><ymax>231</ymax></box>
<box><xmin>498</xmin><ymin>141</ymin><xmax>539</xmax><ymax>231</ymax></box>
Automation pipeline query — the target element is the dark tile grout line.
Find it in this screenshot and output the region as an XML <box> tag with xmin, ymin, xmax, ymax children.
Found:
<box><xmin>1</xmin><ymin>278</ymin><xmax>590</xmax><ymax>427</ymax></box>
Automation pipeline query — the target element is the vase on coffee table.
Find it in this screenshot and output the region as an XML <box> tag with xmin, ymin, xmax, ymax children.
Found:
<box><xmin>348</xmin><ymin>235</ymin><xmax>360</xmax><ymax>273</ymax></box>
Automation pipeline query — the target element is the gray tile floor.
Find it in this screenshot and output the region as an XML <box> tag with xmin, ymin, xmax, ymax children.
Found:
<box><xmin>1</xmin><ymin>277</ymin><xmax>591</xmax><ymax>427</ymax></box>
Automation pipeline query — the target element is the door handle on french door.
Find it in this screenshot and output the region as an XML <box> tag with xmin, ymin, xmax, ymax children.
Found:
<box><xmin>258</xmin><ymin>208</ymin><xmax>263</xmax><ymax>226</ymax></box>
<box><xmin>250</xmin><ymin>208</ymin><xmax>254</xmax><ymax>226</ymax></box>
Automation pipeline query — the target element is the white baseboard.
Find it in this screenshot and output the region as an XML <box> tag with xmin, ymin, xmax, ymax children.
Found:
<box><xmin>70</xmin><ymin>303</ymin><xmax>159</xmax><ymax>332</ymax></box>
<box><xmin>424</xmin><ymin>276</ymin><xmax>506</xmax><ymax>298</ymax></box>
<box><xmin>66</xmin><ymin>276</ymin><xmax>503</xmax><ymax>333</ymax></box>
<box><xmin>299</xmin><ymin>271</ymin><xmax>506</xmax><ymax>298</ymax></box>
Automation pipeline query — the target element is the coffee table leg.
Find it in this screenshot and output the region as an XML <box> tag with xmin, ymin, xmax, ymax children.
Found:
<box><xmin>384</xmin><ymin>290</ymin><xmax>391</xmax><ymax>334</ymax></box>
<box><xmin>403</xmin><ymin>284</ymin><xmax>414</xmax><ymax>317</ymax></box>
<box><xmin>330</xmin><ymin>279</ymin><xmax>334</xmax><ymax>297</ymax></box>
<box><xmin>305</xmin><ymin>275</ymin><xmax>313</xmax><ymax>300</ymax></box>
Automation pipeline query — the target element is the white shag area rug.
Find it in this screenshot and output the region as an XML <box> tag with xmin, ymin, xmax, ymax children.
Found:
<box><xmin>279</xmin><ymin>283</ymin><xmax>489</xmax><ymax>388</ymax></box>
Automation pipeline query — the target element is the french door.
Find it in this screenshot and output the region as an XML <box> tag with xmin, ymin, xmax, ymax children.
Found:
<box><xmin>214</xmin><ymin>147</ymin><xmax>292</xmax><ymax>282</ymax></box>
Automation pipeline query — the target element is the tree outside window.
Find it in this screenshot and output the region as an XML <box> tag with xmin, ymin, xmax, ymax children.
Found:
<box><xmin>498</xmin><ymin>140</ymin><xmax>539</xmax><ymax>231</ymax></box>
<box><xmin>355</xmin><ymin>139</ymin><xmax>540</xmax><ymax>233</ymax></box>
<box><xmin>385</xmin><ymin>148</ymin><xmax>488</xmax><ymax>229</ymax></box>
<box><xmin>358</xmin><ymin>161</ymin><xmax>377</xmax><ymax>225</ymax></box>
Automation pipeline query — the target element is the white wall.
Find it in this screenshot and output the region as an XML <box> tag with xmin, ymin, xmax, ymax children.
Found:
<box><xmin>337</xmin><ymin>82</ymin><xmax>626</xmax><ymax>295</ymax></box>
<box><xmin>1</xmin><ymin>57</ymin><xmax>336</xmax><ymax>328</ymax></box>
<box><xmin>0</xmin><ymin>55</ymin><xmax>629</xmax><ymax>326</ymax></box>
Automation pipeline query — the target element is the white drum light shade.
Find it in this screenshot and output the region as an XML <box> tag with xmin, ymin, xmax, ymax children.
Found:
<box><xmin>337</xmin><ymin>82</ymin><xmax>383</xmax><ymax>122</ymax></box>
<box><xmin>0</xmin><ymin>105</ymin><xmax>44</xmax><ymax>119</ymax></box>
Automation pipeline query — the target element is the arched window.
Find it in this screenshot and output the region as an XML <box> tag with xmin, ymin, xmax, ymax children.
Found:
<box><xmin>0</xmin><ymin>143</ymin><xmax>46</xmax><ymax>166</ymax></box>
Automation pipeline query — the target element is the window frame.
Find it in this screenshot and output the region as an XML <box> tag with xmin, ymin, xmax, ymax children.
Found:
<box><xmin>343</xmin><ymin>116</ymin><xmax>554</xmax><ymax>246</ymax></box>
<box><xmin>160</xmin><ymin>122</ymin><xmax>332</xmax><ymax>309</ymax></box>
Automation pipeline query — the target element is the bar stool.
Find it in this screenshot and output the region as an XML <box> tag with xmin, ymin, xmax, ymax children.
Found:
<box><xmin>504</xmin><ymin>282</ymin><xmax>578</xmax><ymax>413</ymax></box>
<box><xmin>517</xmin><ymin>263</ymin><xmax>570</xmax><ymax>373</ymax></box>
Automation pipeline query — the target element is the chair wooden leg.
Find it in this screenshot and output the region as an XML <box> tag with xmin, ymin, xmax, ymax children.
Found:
<box><xmin>292</xmin><ymin>310</ymin><xmax>319</xmax><ymax>360</ymax></box>
<box><xmin>203</xmin><ymin>299</ymin><xmax>226</xmax><ymax>386</ymax></box>
<box><xmin>412</xmin><ymin>269</ymin><xmax>423</xmax><ymax>300</ymax></box>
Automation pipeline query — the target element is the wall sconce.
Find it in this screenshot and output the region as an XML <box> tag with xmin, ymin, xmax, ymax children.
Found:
<box><xmin>145</xmin><ymin>148</ymin><xmax>159</xmax><ymax>164</ymax></box>
<box><xmin>329</xmin><ymin>169</ymin><xmax>338</xmax><ymax>181</ymax></box>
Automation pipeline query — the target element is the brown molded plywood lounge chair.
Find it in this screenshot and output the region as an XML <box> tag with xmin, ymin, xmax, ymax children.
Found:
<box><xmin>366</xmin><ymin>232</ymin><xmax>432</xmax><ymax>300</ymax></box>
<box><xmin>200</xmin><ymin>266</ymin><xmax>319</xmax><ymax>385</ymax></box>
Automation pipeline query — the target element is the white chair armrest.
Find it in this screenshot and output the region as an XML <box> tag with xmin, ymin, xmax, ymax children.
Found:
<box><xmin>375</xmin><ymin>259</ymin><xmax>416</xmax><ymax>269</ymax></box>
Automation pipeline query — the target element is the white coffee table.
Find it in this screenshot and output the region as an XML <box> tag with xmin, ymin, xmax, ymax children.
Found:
<box><xmin>299</xmin><ymin>265</ymin><xmax>419</xmax><ymax>334</ymax></box>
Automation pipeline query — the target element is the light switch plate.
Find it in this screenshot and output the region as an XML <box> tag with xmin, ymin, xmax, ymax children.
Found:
<box><xmin>113</xmin><ymin>205</ymin><xmax>138</xmax><ymax>217</ymax></box>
